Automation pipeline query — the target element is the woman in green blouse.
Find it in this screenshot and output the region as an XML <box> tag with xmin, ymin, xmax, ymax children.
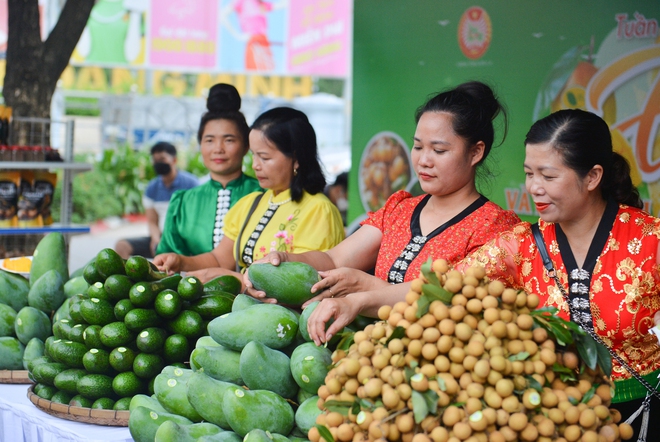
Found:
<box><xmin>156</xmin><ymin>84</ymin><xmax>261</xmax><ymax>256</ymax></box>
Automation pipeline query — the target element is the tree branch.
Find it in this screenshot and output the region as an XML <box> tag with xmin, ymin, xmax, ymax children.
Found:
<box><xmin>43</xmin><ymin>0</ymin><xmax>94</xmax><ymax>85</ymax></box>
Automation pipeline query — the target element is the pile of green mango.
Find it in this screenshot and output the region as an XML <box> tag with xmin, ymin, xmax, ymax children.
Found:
<box><xmin>0</xmin><ymin>232</ymin><xmax>75</xmax><ymax>371</ymax></box>
<box><xmin>127</xmin><ymin>290</ymin><xmax>357</xmax><ymax>442</ymax></box>
<box><xmin>25</xmin><ymin>246</ymin><xmax>239</xmax><ymax>411</ymax></box>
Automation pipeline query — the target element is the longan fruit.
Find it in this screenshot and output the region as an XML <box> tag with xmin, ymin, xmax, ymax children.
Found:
<box><xmin>423</xmin><ymin>326</ymin><xmax>441</xmax><ymax>343</ymax></box>
<box><xmin>442</xmin><ymin>405</ymin><xmax>462</xmax><ymax>427</ymax></box>
<box><xmin>448</xmin><ymin>347</ymin><xmax>466</xmax><ymax>364</ymax></box>
<box><xmin>466</xmin><ymin>382</ymin><xmax>485</xmax><ymax>398</ymax></box>
<box><xmin>473</xmin><ymin>359</ymin><xmax>490</xmax><ymax>379</ymax></box>
<box><xmin>432</xmin><ymin>259</ymin><xmax>449</xmax><ymax>274</ymax></box>
<box><xmin>481</xmin><ymin>295</ymin><xmax>499</xmax><ymax>310</ymax></box>
<box><xmin>410</xmin><ymin>278</ymin><xmax>424</xmax><ymax>293</ymax></box>
<box><xmin>378</xmin><ymin>305</ymin><xmax>392</xmax><ymax>320</ymax></box>
<box><xmin>506</xmin><ymin>322</ymin><xmax>520</xmax><ymax>340</ymax></box>
<box><xmin>487</xmin><ymin>280</ymin><xmax>505</xmax><ymax>297</ymax></box>
<box><xmin>548</xmin><ymin>407</ymin><xmax>565</xmax><ymax>424</ymax></box>
<box><xmin>462</xmin><ymin>284</ymin><xmax>477</xmax><ymax>299</ymax></box>
<box><xmin>532</xmin><ymin>326</ymin><xmax>548</xmax><ymax>343</ymax></box>
<box><xmin>431</xmin><ymin>301</ymin><xmax>449</xmax><ymax>320</ymax></box>
<box><xmin>403</xmin><ymin>305</ymin><xmax>419</xmax><ymax>322</ymax></box>
<box><xmin>308</xmin><ymin>426</ymin><xmax>321</xmax><ymax>442</ymax></box>
<box><xmin>499</xmin><ymin>309</ymin><xmax>513</xmax><ymax>322</ymax></box>
<box><xmin>455</xmin><ymin>322</ymin><xmax>473</xmax><ymax>342</ymax></box>
<box><xmin>436</xmin><ymin>335</ymin><xmax>453</xmax><ymax>354</ymax></box>
<box><xmin>522</xmin><ymin>389</ymin><xmax>542</xmax><ymax>409</ymax></box>
<box><xmin>563</xmin><ymin>425</ymin><xmax>582</xmax><ymax>442</ymax></box>
<box><xmin>405</xmin><ymin>290</ymin><xmax>420</xmax><ymax>305</ymax></box>
<box><xmin>508</xmin><ymin>412</ymin><xmax>528</xmax><ymax>432</ymax></box>
<box><xmin>397</xmin><ymin>383</ymin><xmax>412</xmax><ymax>401</ymax></box>
<box><xmin>452</xmin><ymin>421</ymin><xmax>472</xmax><ymax>441</ymax></box>
<box><xmin>407</xmin><ymin>339</ymin><xmax>423</xmax><ymax>357</ymax></box>
<box><xmin>501</xmin><ymin>288</ymin><xmax>518</xmax><ymax>304</ymax></box>
<box><xmin>484</xmin><ymin>391</ymin><xmax>503</xmax><ymax>408</ymax></box>
<box><xmin>412</xmin><ymin>433</ymin><xmax>431</xmax><ymax>442</ymax></box>
<box><xmin>507</xmin><ymin>339</ymin><xmax>525</xmax><ymax>355</ymax></box>
<box><xmin>451</xmin><ymin>294</ymin><xmax>468</xmax><ymax>307</ymax></box>
<box><xmin>422</xmin><ymin>342</ymin><xmax>439</xmax><ymax>361</ymax></box>
<box><xmin>516</xmin><ymin>314</ymin><xmax>534</xmax><ymax>330</ymax></box>
<box><xmin>444</xmin><ymin>277</ymin><xmax>463</xmax><ymax>294</ymax></box>
<box><xmin>430</xmin><ymin>426</ymin><xmax>450</xmax><ymax>442</ymax></box>
<box><xmin>388</xmin><ymin>311</ymin><xmax>403</xmax><ymax>327</ymax></box>
<box><xmin>449</xmin><ymin>305</ymin><xmax>467</xmax><ymax>322</ymax></box>
<box><xmin>410</xmin><ymin>373</ymin><xmax>429</xmax><ymax>392</ymax></box>
<box><xmin>537</xmin><ymin>417</ymin><xmax>556</xmax><ymax>437</ymax></box>
<box><xmin>395</xmin><ymin>412</ymin><xmax>415</xmax><ymax>434</ymax></box>
<box><xmin>515</xmin><ymin>291</ymin><xmax>528</xmax><ymax>308</ymax></box>
<box><xmin>563</xmin><ymin>351</ymin><xmax>579</xmax><ymax>369</ymax></box>
<box><xmin>526</xmin><ymin>293</ymin><xmax>540</xmax><ymax>309</ymax></box>
<box><xmin>388</xmin><ymin>338</ymin><xmax>404</xmax><ymax>355</ymax></box>
<box><xmin>495</xmin><ymin>378</ymin><xmax>514</xmax><ymax>398</ymax></box>
<box><xmin>326</xmin><ymin>411</ymin><xmax>345</xmax><ymax>427</ymax></box>
<box><xmin>434</xmin><ymin>354</ymin><xmax>450</xmax><ymax>372</ymax></box>
<box><xmin>419</xmin><ymin>313</ymin><xmax>438</xmax><ymax>328</ymax></box>
<box><xmin>439</xmin><ymin>318</ymin><xmax>456</xmax><ymax>335</ymax></box>
<box><xmin>487</xmin><ymin>369</ymin><xmax>503</xmax><ymax>386</ymax></box>
<box><xmin>502</xmin><ymin>395</ymin><xmax>521</xmax><ymax>413</ymax></box>
<box><xmin>564</xmin><ymin>405</ymin><xmax>580</xmax><ymax>425</ymax></box>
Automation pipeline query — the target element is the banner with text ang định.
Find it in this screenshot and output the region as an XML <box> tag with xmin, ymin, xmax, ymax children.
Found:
<box><xmin>349</xmin><ymin>1</ymin><xmax>660</xmax><ymax>224</ymax></box>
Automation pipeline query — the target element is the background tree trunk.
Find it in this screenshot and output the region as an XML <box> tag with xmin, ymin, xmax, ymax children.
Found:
<box><xmin>3</xmin><ymin>0</ymin><xmax>93</xmax><ymax>143</ymax></box>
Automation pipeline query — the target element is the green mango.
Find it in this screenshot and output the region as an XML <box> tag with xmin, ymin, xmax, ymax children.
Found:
<box><xmin>153</xmin><ymin>366</ymin><xmax>202</xmax><ymax>422</ymax></box>
<box><xmin>186</xmin><ymin>371</ymin><xmax>236</xmax><ymax>429</ymax></box>
<box><xmin>204</xmin><ymin>274</ymin><xmax>242</xmax><ymax>296</ymax></box>
<box><xmin>0</xmin><ymin>303</ymin><xmax>17</xmax><ymax>337</ymax></box>
<box><xmin>198</xmin><ymin>432</ymin><xmax>242</xmax><ymax>442</ymax></box>
<box><xmin>195</xmin><ymin>335</ymin><xmax>220</xmax><ymax>348</ymax></box>
<box><xmin>190</xmin><ymin>345</ymin><xmax>242</xmax><ymax>384</ymax></box>
<box><xmin>128</xmin><ymin>406</ymin><xmax>193</xmax><ymax>442</ymax></box>
<box><xmin>208</xmin><ymin>303</ymin><xmax>298</xmax><ymax>351</ymax></box>
<box><xmin>0</xmin><ymin>336</ymin><xmax>25</xmax><ymax>369</ymax></box>
<box><xmin>240</xmin><ymin>340</ymin><xmax>298</xmax><ymax>399</ymax></box>
<box><xmin>247</xmin><ymin>262</ymin><xmax>320</xmax><ymax>306</ymax></box>
<box><xmin>289</xmin><ymin>342</ymin><xmax>332</xmax><ymax>394</ymax></box>
<box><xmin>30</xmin><ymin>232</ymin><xmax>68</xmax><ymax>286</ymax></box>
<box><xmin>28</xmin><ymin>269</ymin><xmax>65</xmax><ymax>314</ymax></box>
<box><xmin>295</xmin><ymin>395</ymin><xmax>321</xmax><ymax>434</ymax></box>
<box><xmin>63</xmin><ymin>276</ymin><xmax>90</xmax><ymax>298</ymax></box>
<box><xmin>155</xmin><ymin>420</ymin><xmax>224</xmax><ymax>442</ymax></box>
<box><xmin>0</xmin><ymin>269</ymin><xmax>29</xmax><ymax>311</ymax></box>
<box><xmin>53</xmin><ymin>298</ymin><xmax>72</xmax><ymax>323</ymax></box>
<box><xmin>22</xmin><ymin>337</ymin><xmax>45</xmax><ymax>370</ymax></box>
<box><xmin>129</xmin><ymin>394</ymin><xmax>169</xmax><ymax>413</ymax></box>
<box><xmin>231</xmin><ymin>293</ymin><xmax>262</xmax><ymax>312</ymax></box>
<box><xmin>223</xmin><ymin>386</ymin><xmax>294</xmax><ymax>437</ymax></box>
<box><xmin>15</xmin><ymin>306</ymin><xmax>51</xmax><ymax>345</ymax></box>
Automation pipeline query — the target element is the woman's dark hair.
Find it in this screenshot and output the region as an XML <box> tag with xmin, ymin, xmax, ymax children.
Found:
<box><xmin>197</xmin><ymin>83</ymin><xmax>250</xmax><ymax>146</ymax></box>
<box><xmin>415</xmin><ymin>81</ymin><xmax>508</xmax><ymax>173</ymax></box>
<box><xmin>251</xmin><ymin>107</ymin><xmax>326</xmax><ymax>202</ymax></box>
<box><xmin>525</xmin><ymin>109</ymin><xmax>642</xmax><ymax>208</ymax></box>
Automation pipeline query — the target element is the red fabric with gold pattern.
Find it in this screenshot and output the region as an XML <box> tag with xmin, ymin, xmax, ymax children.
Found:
<box><xmin>461</xmin><ymin>205</ymin><xmax>660</xmax><ymax>383</ymax></box>
<box><xmin>361</xmin><ymin>190</ymin><xmax>520</xmax><ymax>282</ymax></box>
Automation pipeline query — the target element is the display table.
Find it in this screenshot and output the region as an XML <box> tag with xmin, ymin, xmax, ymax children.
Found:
<box><xmin>0</xmin><ymin>384</ymin><xmax>133</xmax><ymax>442</ymax></box>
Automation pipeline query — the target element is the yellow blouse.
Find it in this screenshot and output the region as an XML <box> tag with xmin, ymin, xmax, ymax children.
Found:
<box><xmin>223</xmin><ymin>189</ymin><xmax>345</xmax><ymax>270</ymax></box>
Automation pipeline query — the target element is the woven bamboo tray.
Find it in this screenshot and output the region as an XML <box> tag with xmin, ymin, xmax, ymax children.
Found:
<box><xmin>0</xmin><ymin>369</ymin><xmax>32</xmax><ymax>384</ymax></box>
<box><xmin>27</xmin><ymin>385</ymin><xmax>130</xmax><ymax>426</ymax></box>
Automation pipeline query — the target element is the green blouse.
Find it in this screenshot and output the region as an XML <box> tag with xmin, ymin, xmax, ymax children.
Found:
<box><xmin>156</xmin><ymin>174</ymin><xmax>261</xmax><ymax>256</ymax></box>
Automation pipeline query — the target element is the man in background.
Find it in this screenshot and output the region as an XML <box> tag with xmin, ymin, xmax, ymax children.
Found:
<box><xmin>115</xmin><ymin>142</ymin><xmax>198</xmax><ymax>258</ymax></box>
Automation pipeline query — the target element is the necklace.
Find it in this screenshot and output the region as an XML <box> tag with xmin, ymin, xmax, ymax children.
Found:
<box><xmin>268</xmin><ymin>194</ymin><xmax>291</xmax><ymax>207</ymax></box>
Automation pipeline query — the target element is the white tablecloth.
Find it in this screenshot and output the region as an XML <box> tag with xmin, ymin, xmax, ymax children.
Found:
<box><xmin>0</xmin><ymin>384</ymin><xmax>133</xmax><ymax>442</ymax></box>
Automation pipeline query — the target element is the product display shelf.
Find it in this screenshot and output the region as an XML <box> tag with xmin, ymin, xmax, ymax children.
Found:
<box><xmin>1</xmin><ymin>117</ymin><xmax>91</xmax><ymax>235</ymax></box>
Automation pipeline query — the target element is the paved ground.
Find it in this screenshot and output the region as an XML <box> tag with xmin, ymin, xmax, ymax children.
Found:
<box><xmin>68</xmin><ymin>218</ymin><xmax>148</xmax><ymax>272</ymax></box>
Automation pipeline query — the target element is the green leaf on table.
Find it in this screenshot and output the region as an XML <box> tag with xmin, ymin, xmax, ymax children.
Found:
<box><xmin>315</xmin><ymin>425</ymin><xmax>335</xmax><ymax>442</ymax></box>
<box><xmin>420</xmin><ymin>257</ymin><xmax>440</xmax><ymax>286</ymax></box>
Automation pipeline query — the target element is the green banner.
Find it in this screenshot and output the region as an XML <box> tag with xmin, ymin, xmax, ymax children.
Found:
<box><xmin>349</xmin><ymin>1</ymin><xmax>660</xmax><ymax>224</ymax></box>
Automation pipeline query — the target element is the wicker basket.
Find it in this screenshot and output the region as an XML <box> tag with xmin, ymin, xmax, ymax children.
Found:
<box><xmin>0</xmin><ymin>369</ymin><xmax>32</xmax><ymax>384</ymax></box>
<box><xmin>27</xmin><ymin>385</ymin><xmax>130</xmax><ymax>426</ymax></box>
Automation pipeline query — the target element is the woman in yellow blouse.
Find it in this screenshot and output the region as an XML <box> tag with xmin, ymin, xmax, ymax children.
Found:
<box><xmin>153</xmin><ymin>107</ymin><xmax>345</xmax><ymax>284</ymax></box>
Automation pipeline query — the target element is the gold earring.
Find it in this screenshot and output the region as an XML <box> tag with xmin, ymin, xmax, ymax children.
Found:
<box><xmin>294</xmin><ymin>169</ymin><xmax>298</xmax><ymax>176</ymax></box>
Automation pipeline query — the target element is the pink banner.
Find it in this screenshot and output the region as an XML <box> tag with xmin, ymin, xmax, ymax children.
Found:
<box><xmin>287</xmin><ymin>0</ymin><xmax>351</xmax><ymax>77</ymax></box>
<box><xmin>149</xmin><ymin>0</ymin><xmax>217</xmax><ymax>68</ymax></box>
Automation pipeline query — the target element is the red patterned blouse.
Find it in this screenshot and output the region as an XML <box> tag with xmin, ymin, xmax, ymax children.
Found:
<box><xmin>361</xmin><ymin>190</ymin><xmax>520</xmax><ymax>283</ymax></box>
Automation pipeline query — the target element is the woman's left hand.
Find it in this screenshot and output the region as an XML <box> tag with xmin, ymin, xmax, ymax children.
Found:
<box><xmin>302</xmin><ymin>268</ymin><xmax>386</xmax><ymax>308</ymax></box>
<box><xmin>187</xmin><ymin>267</ymin><xmax>240</xmax><ymax>285</ymax></box>
<box><xmin>307</xmin><ymin>297</ymin><xmax>361</xmax><ymax>346</ymax></box>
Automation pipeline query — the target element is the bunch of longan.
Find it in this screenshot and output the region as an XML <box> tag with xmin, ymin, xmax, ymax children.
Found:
<box><xmin>309</xmin><ymin>260</ymin><xmax>633</xmax><ymax>442</ymax></box>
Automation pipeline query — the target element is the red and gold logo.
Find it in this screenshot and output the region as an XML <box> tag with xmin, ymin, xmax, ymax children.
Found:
<box><xmin>458</xmin><ymin>6</ymin><xmax>492</xmax><ymax>60</ymax></box>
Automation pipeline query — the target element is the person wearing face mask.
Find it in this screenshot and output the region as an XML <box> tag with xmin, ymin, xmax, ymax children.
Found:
<box><xmin>155</xmin><ymin>83</ymin><xmax>262</xmax><ymax>256</ymax></box>
<box><xmin>115</xmin><ymin>141</ymin><xmax>199</xmax><ymax>259</ymax></box>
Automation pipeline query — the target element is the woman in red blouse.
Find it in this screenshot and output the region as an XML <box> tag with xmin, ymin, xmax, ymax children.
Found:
<box><xmin>458</xmin><ymin>109</ymin><xmax>660</xmax><ymax>440</ymax></box>
<box><xmin>244</xmin><ymin>81</ymin><xmax>520</xmax><ymax>342</ymax></box>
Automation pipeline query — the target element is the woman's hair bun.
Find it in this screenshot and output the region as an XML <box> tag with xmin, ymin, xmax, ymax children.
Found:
<box><xmin>206</xmin><ymin>83</ymin><xmax>241</xmax><ymax>112</ymax></box>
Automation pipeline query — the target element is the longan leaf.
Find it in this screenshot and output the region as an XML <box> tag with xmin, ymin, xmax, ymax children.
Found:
<box><xmin>421</xmin><ymin>257</ymin><xmax>440</xmax><ymax>286</ymax></box>
<box><xmin>335</xmin><ymin>331</ymin><xmax>355</xmax><ymax>351</ymax></box>
<box><xmin>575</xmin><ymin>333</ymin><xmax>598</xmax><ymax>371</ymax></box>
<box><xmin>508</xmin><ymin>351</ymin><xmax>530</xmax><ymax>362</ymax></box>
<box><xmin>525</xmin><ymin>375</ymin><xmax>543</xmax><ymax>392</ymax></box>
<box><xmin>421</xmin><ymin>389</ymin><xmax>439</xmax><ymax>415</ymax></box>
<box><xmin>436</xmin><ymin>376</ymin><xmax>447</xmax><ymax>392</ymax></box>
<box><xmin>422</xmin><ymin>283</ymin><xmax>453</xmax><ymax>304</ymax></box>
<box><xmin>386</xmin><ymin>326</ymin><xmax>406</xmax><ymax>344</ymax></box>
<box><xmin>595</xmin><ymin>341</ymin><xmax>612</xmax><ymax>378</ymax></box>
<box><xmin>552</xmin><ymin>363</ymin><xmax>578</xmax><ymax>383</ymax></box>
<box><xmin>416</xmin><ymin>295</ymin><xmax>431</xmax><ymax>318</ymax></box>
<box><xmin>323</xmin><ymin>400</ymin><xmax>353</xmax><ymax>416</ymax></box>
<box><xmin>581</xmin><ymin>385</ymin><xmax>597</xmax><ymax>404</ymax></box>
<box><xmin>411</xmin><ymin>390</ymin><xmax>430</xmax><ymax>423</ymax></box>
<box><xmin>315</xmin><ymin>425</ymin><xmax>335</xmax><ymax>442</ymax></box>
